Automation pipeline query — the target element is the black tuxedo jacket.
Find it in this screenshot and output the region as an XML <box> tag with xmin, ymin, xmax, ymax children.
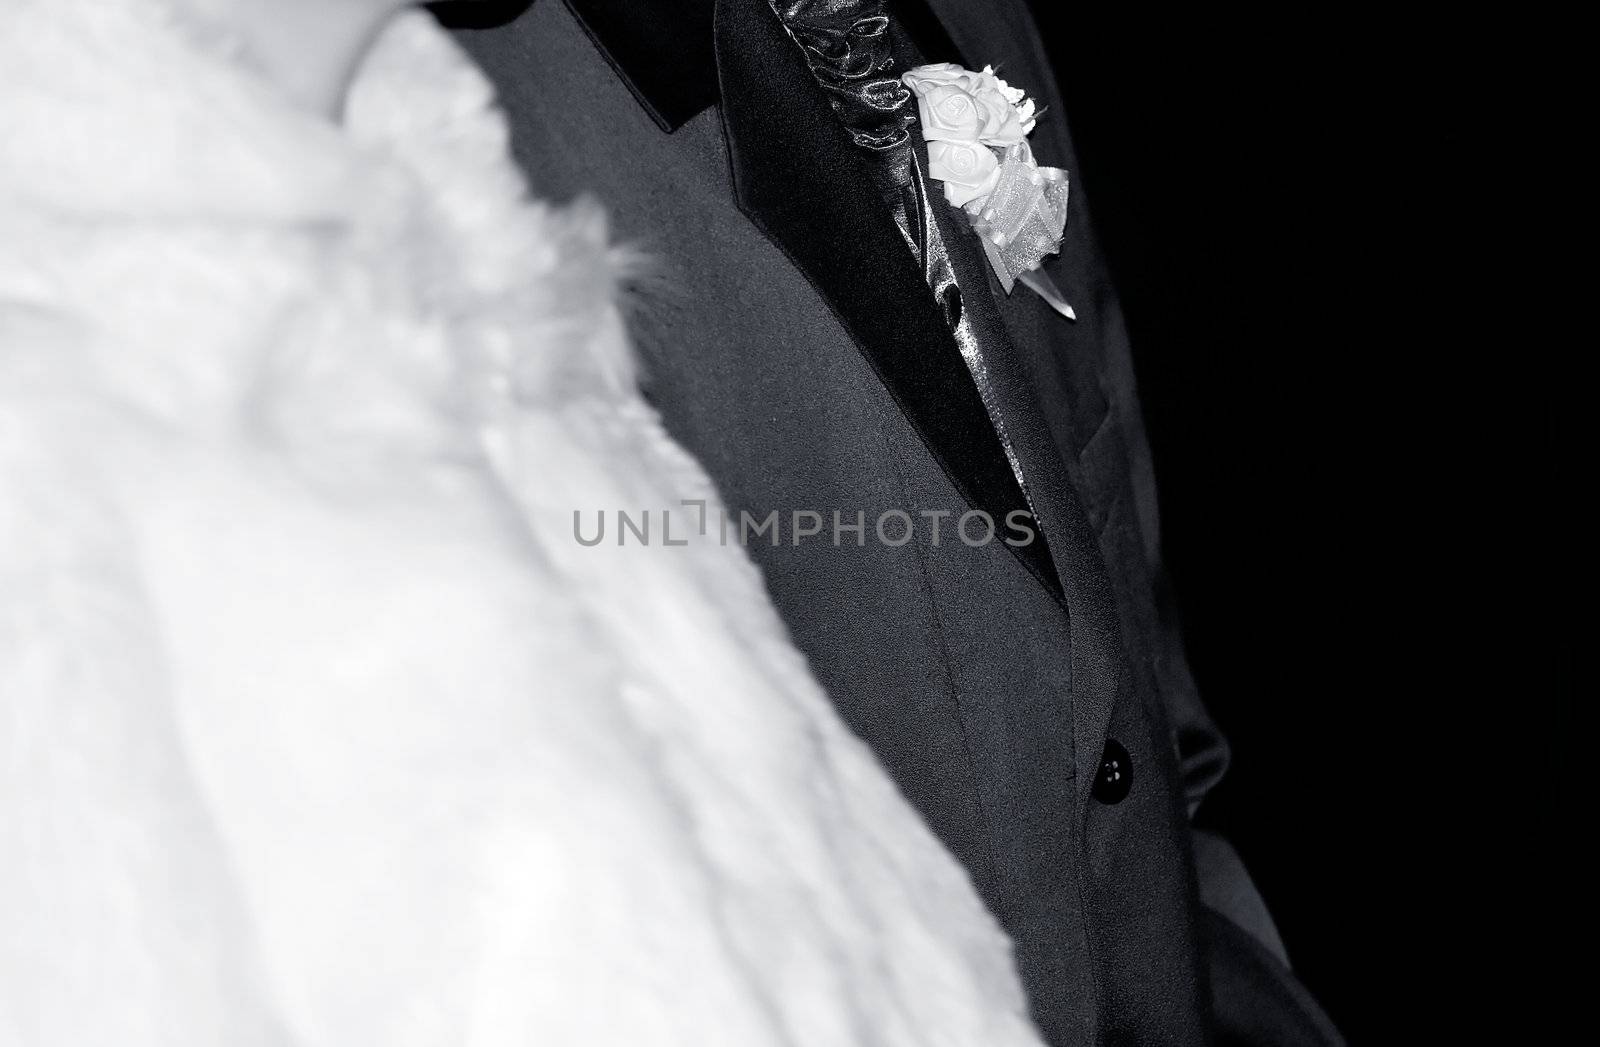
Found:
<box><xmin>446</xmin><ymin>1</ymin><xmax>1342</xmax><ymax>1043</ymax></box>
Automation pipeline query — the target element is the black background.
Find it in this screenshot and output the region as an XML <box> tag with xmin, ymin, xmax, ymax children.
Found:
<box><xmin>1024</xmin><ymin>5</ymin><xmax>1564</xmax><ymax>1041</ymax></box>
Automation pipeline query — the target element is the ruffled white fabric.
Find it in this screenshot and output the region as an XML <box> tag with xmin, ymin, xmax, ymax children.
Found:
<box><xmin>0</xmin><ymin>3</ymin><xmax>1044</xmax><ymax>1046</ymax></box>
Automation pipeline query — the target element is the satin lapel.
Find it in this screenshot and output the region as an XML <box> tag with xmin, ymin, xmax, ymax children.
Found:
<box><xmin>921</xmin><ymin>0</ymin><xmax>1128</xmax><ymax>791</ymax></box>
<box><xmin>560</xmin><ymin>0</ymin><xmax>716</xmax><ymax>132</ymax></box>
<box><xmin>714</xmin><ymin>0</ymin><xmax>1061</xmax><ymax>599</ymax></box>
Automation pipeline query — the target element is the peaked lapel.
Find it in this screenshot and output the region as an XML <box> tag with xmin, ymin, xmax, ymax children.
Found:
<box><xmin>558</xmin><ymin>0</ymin><xmax>1069</xmax><ymax>601</ymax></box>
<box><xmin>711</xmin><ymin>0</ymin><xmax>1062</xmax><ymax>600</ymax></box>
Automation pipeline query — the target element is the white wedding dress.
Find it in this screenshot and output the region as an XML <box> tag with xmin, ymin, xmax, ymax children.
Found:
<box><xmin>0</xmin><ymin>2</ymin><xmax>1044</xmax><ymax>1045</ymax></box>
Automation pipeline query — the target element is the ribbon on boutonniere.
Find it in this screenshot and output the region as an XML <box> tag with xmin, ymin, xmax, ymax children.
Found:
<box><xmin>903</xmin><ymin>63</ymin><xmax>1076</xmax><ymax>320</ymax></box>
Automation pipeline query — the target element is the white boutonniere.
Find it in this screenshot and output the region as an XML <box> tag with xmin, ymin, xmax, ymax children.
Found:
<box><xmin>903</xmin><ymin>63</ymin><xmax>1075</xmax><ymax>319</ymax></box>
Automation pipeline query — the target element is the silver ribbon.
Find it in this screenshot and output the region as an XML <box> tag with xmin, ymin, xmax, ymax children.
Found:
<box><xmin>969</xmin><ymin>143</ymin><xmax>1075</xmax><ymax>320</ymax></box>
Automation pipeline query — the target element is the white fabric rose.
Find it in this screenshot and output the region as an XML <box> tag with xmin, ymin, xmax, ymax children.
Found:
<box><xmin>903</xmin><ymin>63</ymin><xmax>1036</xmax><ymax>148</ymax></box>
<box><xmin>914</xmin><ymin>82</ymin><xmax>986</xmax><ymax>142</ymax></box>
<box><xmin>968</xmin><ymin>66</ymin><xmax>1038</xmax><ymax>140</ymax></box>
<box><xmin>926</xmin><ymin>139</ymin><xmax>1001</xmax><ymax>207</ymax></box>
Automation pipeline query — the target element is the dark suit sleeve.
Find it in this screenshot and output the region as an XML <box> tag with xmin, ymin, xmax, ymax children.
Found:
<box><xmin>1066</xmin><ymin>109</ymin><xmax>1348</xmax><ymax>1045</ymax></box>
<box><xmin>1098</xmin><ymin>299</ymin><xmax>1233</xmax><ymax>818</ymax></box>
<box><xmin>997</xmin><ymin>0</ymin><xmax>1306</xmax><ymax>975</ymax></box>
